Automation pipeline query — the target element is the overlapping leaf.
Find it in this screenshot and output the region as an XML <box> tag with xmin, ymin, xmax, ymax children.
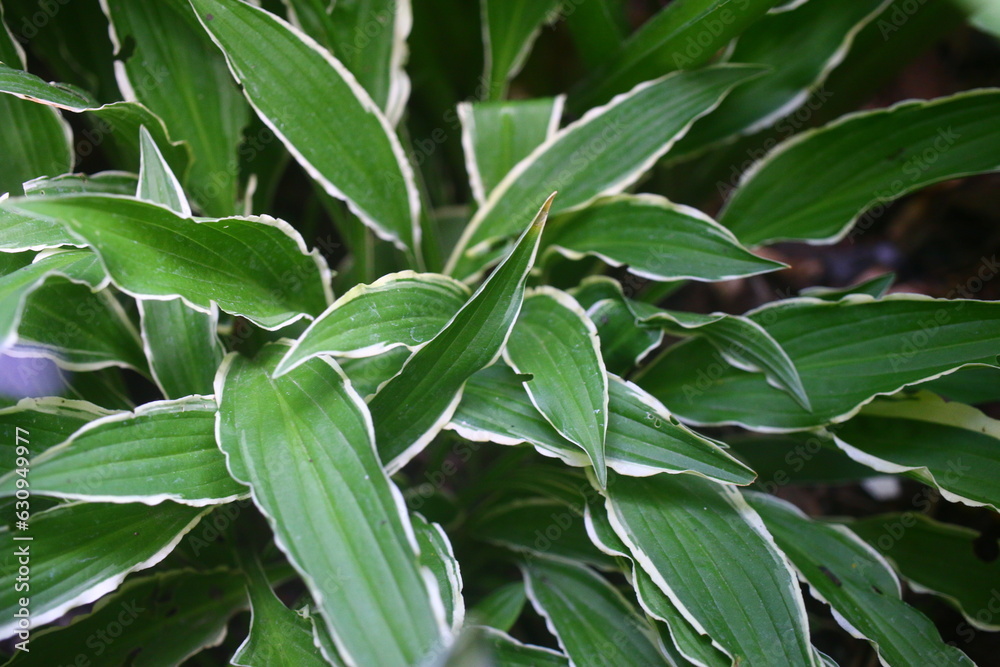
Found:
<box><xmin>720</xmin><ymin>90</ymin><xmax>1000</xmax><ymax>245</ymax></box>
<box><xmin>216</xmin><ymin>343</ymin><xmax>446</xmax><ymax>666</ymax></box>
<box><xmin>4</xmin><ymin>195</ymin><xmax>331</xmax><ymax>330</ymax></box>
<box><xmin>368</xmin><ymin>195</ymin><xmax>551</xmax><ymax>471</ymax></box>
<box><xmin>641</xmin><ymin>295</ymin><xmax>1000</xmax><ymax>430</ymax></box>
<box><xmin>481</xmin><ymin>0</ymin><xmax>560</xmax><ymax>100</ymax></box>
<box><xmin>0</xmin><ymin>396</ymin><xmax>245</xmax><ymax>505</ymax></box>
<box><xmin>190</xmin><ymin>0</ymin><xmax>422</xmax><ymax>256</ymax></box>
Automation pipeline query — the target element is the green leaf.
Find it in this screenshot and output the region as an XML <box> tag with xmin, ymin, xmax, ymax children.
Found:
<box><xmin>0</xmin><ymin>396</ymin><xmax>246</xmax><ymax>505</ymax></box>
<box><xmin>0</xmin><ymin>63</ymin><xmax>189</xmax><ymax>178</ymax></box>
<box><xmin>832</xmin><ymin>391</ymin><xmax>1000</xmax><ymax>511</ymax></box>
<box><xmin>640</xmin><ymin>295</ymin><xmax>1000</xmax><ymax>430</ymax></box>
<box><xmin>0</xmin><ymin>21</ymin><xmax>72</xmax><ymax>196</ymax></box>
<box><xmin>3</xmin><ymin>569</ymin><xmax>247</xmax><ymax>666</ymax></box>
<box><xmin>5</xmin><ymin>195</ymin><xmax>332</xmax><ymax>330</ymax></box>
<box><xmin>368</xmin><ymin>194</ymin><xmax>552</xmax><ymax>471</ymax></box>
<box><xmin>135</xmin><ymin>125</ymin><xmax>226</xmax><ymax>398</ymax></box>
<box><xmin>800</xmin><ymin>272</ymin><xmax>895</xmax><ymax>301</ymax></box>
<box><xmin>570</xmin><ymin>277</ymin><xmax>663</xmax><ymax>374</ymax></box>
<box><xmin>848</xmin><ymin>513</ymin><xmax>1000</xmax><ymax>631</ymax></box>
<box><xmin>563</xmin><ymin>0</ymin><xmax>628</xmax><ymax>70</ymax></box>
<box><xmin>0</xmin><ymin>502</ymin><xmax>208</xmax><ymax>639</ymax></box>
<box><xmin>747</xmin><ymin>491</ymin><xmax>975</xmax><ymax>666</ymax></box>
<box><xmin>339</xmin><ymin>346</ymin><xmax>412</xmax><ymax>399</ymax></box>
<box><xmin>283</xmin><ymin>0</ymin><xmax>412</xmax><ymax>124</ymax></box>
<box><xmin>215</xmin><ymin>343</ymin><xmax>447</xmax><ymax>666</ymax></box>
<box><xmin>231</xmin><ymin>551</ymin><xmax>330</xmax><ymax>667</ymax></box>
<box><xmin>275</xmin><ymin>271</ymin><xmax>470</xmax><ymax>376</ymax></box>
<box><xmin>102</xmin><ymin>0</ymin><xmax>249</xmax><ymax>216</ymax></box>
<box><xmin>467</xmin><ymin>582</ymin><xmax>526</xmax><ymax>632</ymax></box>
<box><xmin>521</xmin><ymin>556</ymin><xmax>665</xmax><ymax>667</ymax></box>
<box><xmin>449</xmin><ymin>364</ymin><xmax>755</xmax><ymax>485</ymax></box>
<box><xmin>464</xmin><ymin>626</ymin><xmax>569</xmax><ymax>667</ymax></box>
<box><xmin>603</xmin><ymin>472</ymin><xmax>818</xmax><ymax>665</ymax></box>
<box><xmin>481</xmin><ymin>0</ymin><xmax>560</xmax><ymax>100</ymax></box>
<box><xmin>583</xmin><ymin>501</ymin><xmax>730</xmax><ymax>667</ymax></box>
<box><xmin>547</xmin><ymin>194</ymin><xmax>785</xmax><ymax>282</ymax></box>
<box><xmin>190</xmin><ymin>0</ymin><xmax>422</xmax><ymax>257</ymax></box>
<box><xmin>14</xmin><ymin>277</ymin><xmax>147</xmax><ymax>373</ymax></box>
<box><xmin>459</xmin><ymin>96</ymin><xmax>563</xmax><ymax>204</ymax></box>
<box><xmin>916</xmin><ymin>364</ymin><xmax>1000</xmax><ymax>404</ymax></box>
<box><xmin>0</xmin><ymin>398</ymin><xmax>114</xmax><ymax>477</ymax></box>
<box><xmin>636</xmin><ymin>302</ymin><xmax>810</xmax><ymax>411</ymax></box>
<box><xmin>411</xmin><ymin>513</ymin><xmax>464</xmax><ymax>633</ymax></box>
<box><xmin>447</xmin><ymin>65</ymin><xmax>766</xmax><ymax>280</ymax></box>
<box><xmin>23</xmin><ymin>171</ymin><xmax>140</xmax><ymax>197</ymax></box>
<box><xmin>504</xmin><ymin>288</ymin><xmax>609</xmax><ymax>485</ymax></box>
<box><xmin>0</xmin><ymin>250</ymin><xmax>108</xmax><ymax>350</ymax></box>
<box><xmin>669</xmin><ymin>0</ymin><xmax>890</xmax><ymax>159</ymax></box>
<box><xmin>720</xmin><ymin>89</ymin><xmax>1000</xmax><ymax>245</ymax></box>
<box><xmin>569</xmin><ymin>0</ymin><xmax>780</xmax><ymax>112</ymax></box>
<box><xmin>470</xmin><ymin>498</ymin><xmax>615</xmax><ymax>571</ymax></box>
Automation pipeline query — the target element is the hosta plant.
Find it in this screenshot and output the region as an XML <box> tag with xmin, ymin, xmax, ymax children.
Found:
<box><xmin>1</xmin><ymin>0</ymin><xmax>999</xmax><ymax>665</ymax></box>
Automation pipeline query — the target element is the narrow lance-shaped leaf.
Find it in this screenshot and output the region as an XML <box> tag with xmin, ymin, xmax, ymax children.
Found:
<box><xmin>639</xmin><ymin>294</ymin><xmax>1000</xmax><ymax>430</ymax></box>
<box><xmin>283</xmin><ymin>0</ymin><xmax>413</xmax><ymax>125</ymax></box>
<box><xmin>504</xmin><ymin>287</ymin><xmax>609</xmax><ymax>485</ymax></box>
<box><xmin>569</xmin><ymin>0</ymin><xmax>781</xmax><ymax>112</ymax></box>
<box><xmin>603</xmin><ymin>472</ymin><xmax>819</xmax><ymax>665</ymax></box>
<box><xmin>411</xmin><ymin>513</ymin><xmax>465</xmax><ymax>633</ymax></box>
<box><xmin>570</xmin><ymin>277</ymin><xmax>663</xmax><ymax>374</ymax></box>
<box><xmin>481</xmin><ymin>0</ymin><xmax>560</xmax><ymax>100</ymax></box>
<box><xmin>3</xmin><ymin>570</ymin><xmax>247</xmax><ymax>667</ymax></box>
<box><xmin>467</xmin><ymin>582</ymin><xmax>526</xmax><ymax>632</ymax></box>
<box><xmin>0</xmin><ymin>62</ymin><xmax>189</xmax><ymax>179</ymax></box>
<box><xmin>136</xmin><ymin>125</ymin><xmax>226</xmax><ymax>398</ymax></box>
<box><xmin>720</xmin><ymin>89</ymin><xmax>1000</xmax><ymax>245</ymax></box>
<box><xmin>275</xmin><ymin>272</ymin><xmax>470</xmax><ymax>376</ymax></box>
<box><xmin>368</xmin><ymin>194</ymin><xmax>553</xmax><ymax>471</ymax></box>
<box><xmin>583</xmin><ymin>502</ymin><xmax>731</xmax><ymax>667</ymax></box>
<box><xmin>832</xmin><ymin>391</ymin><xmax>1000</xmax><ymax>511</ymax></box>
<box><xmin>23</xmin><ymin>171</ymin><xmax>140</xmax><ymax>197</ymax></box>
<box><xmin>546</xmin><ymin>194</ymin><xmax>786</xmax><ymax>283</ymax></box>
<box><xmin>190</xmin><ymin>0</ymin><xmax>422</xmax><ymax>258</ymax></box>
<box><xmin>101</xmin><ymin>0</ymin><xmax>250</xmax><ymax>216</ymax></box>
<box><xmin>216</xmin><ymin>343</ymin><xmax>446</xmax><ymax>666</ymax></box>
<box><xmin>4</xmin><ymin>195</ymin><xmax>332</xmax><ymax>330</ymax></box>
<box><xmin>0</xmin><ymin>16</ymin><xmax>72</xmax><ymax>196</ymax></box>
<box><xmin>231</xmin><ymin>550</ymin><xmax>330</xmax><ymax>667</ymax></box>
<box><xmin>0</xmin><ymin>396</ymin><xmax>246</xmax><ymax>506</ymax></box>
<box><xmin>449</xmin><ymin>363</ymin><xmax>755</xmax><ymax>485</ymax></box>
<box><xmin>848</xmin><ymin>513</ymin><xmax>1000</xmax><ymax>631</ymax></box>
<box><xmin>0</xmin><ymin>502</ymin><xmax>208</xmax><ymax>640</ymax></box>
<box><xmin>746</xmin><ymin>491</ymin><xmax>976</xmax><ymax>667</ymax></box>
<box><xmin>459</xmin><ymin>96</ymin><xmax>564</xmax><ymax>205</ymax></box>
<box><xmin>521</xmin><ymin>556</ymin><xmax>666</xmax><ymax>667</ymax></box>
<box><xmin>0</xmin><ymin>250</ymin><xmax>108</xmax><ymax>350</ymax></box>
<box><xmin>0</xmin><ymin>398</ymin><xmax>115</xmax><ymax>476</ymax></box>
<box><xmin>669</xmin><ymin>0</ymin><xmax>890</xmax><ymax>159</ymax></box>
<box><xmin>800</xmin><ymin>272</ymin><xmax>895</xmax><ymax>301</ymax></box>
<box><xmin>447</xmin><ymin>65</ymin><xmax>766</xmax><ymax>280</ymax></box>
<box><xmin>463</xmin><ymin>626</ymin><xmax>570</xmax><ymax>667</ymax></box>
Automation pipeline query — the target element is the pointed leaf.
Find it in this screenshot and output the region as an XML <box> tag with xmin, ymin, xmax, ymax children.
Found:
<box><xmin>467</xmin><ymin>582</ymin><xmax>526</xmax><ymax>632</ymax></box>
<box><xmin>0</xmin><ymin>502</ymin><xmax>207</xmax><ymax>639</ymax></box>
<box><xmin>216</xmin><ymin>343</ymin><xmax>446</xmax><ymax>666</ymax></box>
<box><xmin>603</xmin><ymin>472</ymin><xmax>818</xmax><ymax>665</ymax></box>
<box><xmin>102</xmin><ymin>0</ymin><xmax>249</xmax><ymax>215</ymax></box>
<box><xmin>448</xmin><ymin>65</ymin><xmax>766</xmax><ymax>279</ymax></box>
<box><xmin>640</xmin><ymin>295</ymin><xmax>1000</xmax><ymax>430</ymax></box>
<box><xmin>547</xmin><ymin>194</ymin><xmax>785</xmax><ymax>282</ymax></box>
<box><xmin>848</xmin><ymin>513</ymin><xmax>1000</xmax><ymax>631</ymax></box>
<box><xmin>522</xmin><ymin>556</ymin><xmax>665</xmax><ymax>667</ymax></box>
<box><xmin>747</xmin><ymin>491</ymin><xmax>975</xmax><ymax>666</ymax></box>
<box><xmin>460</xmin><ymin>96</ymin><xmax>563</xmax><ymax>204</ymax></box>
<box><xmin>832</xmin><ymin>391</ymin><xmax>1000</xmax><ymax>510</ymax></box>
<box><xmin>275</xmin><ymin>271</ymin><xmax>470</xmax><ymax>375</ymax></box>
<box><xmin>5</xmin><ymin>195</ymin><xmax>331</xmax><ymax>330</ymax></box>
<box><xmin>3</xmin><ymin>570</ymin><xmax>246</xmax><ymax>666</ymax></box>
<box><xmin>368</xmin><ymin>194</ymin><xmax>552</xmax><ymax>471</ymax></box>
<box><xmin>504</xmin><ymin>287</ymin><xmax>609</xmax><ymax>485</ymax></box>
<box><xmin>720</xmin><ymin>90</ymin><xmax>1000</xmax><ymax>245</ymax></box>
<box><xmin>412</xmin><ymin>513</ymin><xmax>465</xmax><ymax>633</ymax></box>
<box><xmin>190</xmin><ymin>0</ymin><xmax>422</xmax><ymax>255</ymax></box>
<box><xmin>481</xmin><ymin>0</ymin><xmax>560</xmax><ymax>100</ymax></box>
<box><xmin>0</xmin><ymin>396</ymin><xmax>246</xmax><ymax>506</ymax></box>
